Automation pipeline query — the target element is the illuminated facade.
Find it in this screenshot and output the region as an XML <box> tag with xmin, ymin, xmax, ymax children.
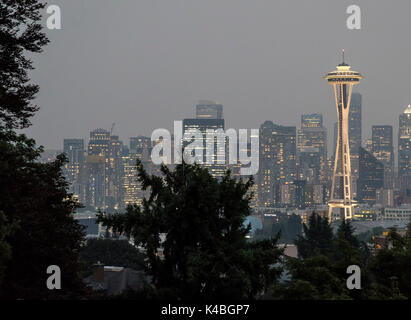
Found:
<box><xmin>371</xmin><ymin>125</ymin><xmax>394</xmax><ymax>189</ymax></box>
<box><xmin>398</xmin><ymin>106</ymin><xmax>411</xmax><ymax>176</ymax></box>
<box><xmin>297</xmin><ymin>114</ymin><xmax>327</xmax><ymax>184</ymax></box>
<box><xmin>258</xmin><ymin>121</ymin><xmax>296</xmax><ymax>206</ymax></box>
<box><xmin>182</xmin><ymin>118</ymin><xmax>226</xmax><ymax>178</ymax></box>
<box><xmin>63</xmin><ymin>139</ymin><xmax>84</xmax><ymax>186</ymax></box>
<box><xmin>324</xmin><ymin>51</ymin><xmax>363</xmax><ymax>220</ymax></box>
<box><xmin>398</xmin><ymin>105</ymin><xmax>411</xmax><ymax>196</ymax></box>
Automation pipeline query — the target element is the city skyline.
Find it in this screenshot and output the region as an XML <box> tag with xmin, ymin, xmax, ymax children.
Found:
<box><xmin>24</xmin><ymin>1</ymin><xmax>411</xmax><ymax>154</ymax></box>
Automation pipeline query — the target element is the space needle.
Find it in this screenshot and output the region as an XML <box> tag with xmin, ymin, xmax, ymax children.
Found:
<box><xmin>324</xmin><ymin>50</ymin><xmax>363</xmax><ymax>221</ymax></box>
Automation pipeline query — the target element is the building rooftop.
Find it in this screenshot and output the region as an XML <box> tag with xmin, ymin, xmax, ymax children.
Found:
<box><xmin>404</xmin><ymin>105</ymin><xmax>411</xmax><ymax>114</ymax></box>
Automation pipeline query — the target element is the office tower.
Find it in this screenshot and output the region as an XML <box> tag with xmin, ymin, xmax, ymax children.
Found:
<box><xmin>130</xmin><ymin>136</ymin><xmax>152</xmax><ymax>160</ymax></box>
<box><xmin>349</xmin><ymin>93</ymin><xmax>362</xmax><ymax>154</ymax></box>
<box><xmin>294</xmin><ymin>180</ymin><xmax>307</xmax><ymax>209</ymax></box>
<box><xmin>122</xmin><ymin>136</ymin><xmax>153</xmax><ymax>209</ymax></box>
<box><xmin>324</xmin><ymin>50</ymin><xmax>363</xmax><ymax>220</ymax></box>
<box><xmin>88</xmin><ymin>128</ymin><xmax>110</xmax><ymax>156</ymax></box>
<box><xmin>182</xmin><ymin>117</ymin><xmax>226</xmax><ymax>178</ymax></box>
<box><xmin>86</xmin><ymin>128</ymin><xmax>123</xmax><ymax>210</ymax></box>
<box><xmin>349</xmin><ymin>92</ymin><xmax>362</xmax><ymax>186</ymax></box>
<box><xmin>371</xmin><ymin>125</ymin><xmax>394</xmax><ymax>189</ymax></box>
<box><xmin>357</xmin><ymin>147</ymin><xmax>384</xmax><ymax>205</ymax></box>
<box><xmin>259</xmin><ymin>121</ymin><xmax>296</xmax><ymax>206</ymax></box>
<box><xmin>107</xmin><ymin>135</ymin><xmax>123</xmax><ymax>210</ymax></box>
<box><xmin>195</xmin><ymin>100</ymin><xmax>223</xmax><ymax>119</ymax></box>
<box><xmin>84</xmin><ymin>154</ymin><xmax>106</xmax><ymax>209</ymax></box>
<box><xmin>297</xmin><ymin>114</ymin><xmax>327</xmax><ymax>184</ymax></box>
<box><xmin>228</xmin><ymin>136</ymin><xmax>259</xmax><ymax>208</ymax></box>
<box><xmin>398</xmin><ymin>105</ymin><xmax>411</xmax><ymax>194</ymax></box>
<box><xmin>122</xmin><ymin>153</ymin><xmax>150</xmax><ymax>208</ymax></box>
<box><xmin>63</xmin><ymin>139</ymin><xmax>84</xmax><ymax>184</ymax></box>
<box><xmin>376</xmin><ymin>188</ymin><xmax>394</xmax><ymax>207</ymax></box>
<box><xmin>298</xmin><ymin>146</ymin><xmax>321</xmax><ymax>184</ymax></box>
<box><xmin>301</xmin><ymin>114</ymin><xmax>323</xmax><ymax>128</ymax></box>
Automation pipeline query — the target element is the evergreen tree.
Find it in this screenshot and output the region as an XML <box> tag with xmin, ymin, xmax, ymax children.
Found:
<box><xmin>368</xmin><ymin>224</ymin><xmax>411</xmax><ymax>299</ymax></box>
<box><xmin>0</xmin><ymin>1</ymin><xmax>86</xmax><ymax>298</ymax></box>
<box><xmin>0</xmin><ymin>0</ymin><xmax>49</xmax><ymax>130</ymax></box>
<box><xmin>98</xmin><ymin>161</ymin><xmax>283</xmax><ymax>300</ymax></box>
<box><xmin>294</xmin><ymin>212</ymin><xmax>334</xmax><ymax>259</ymax></box>
<box><xmin>272</xmin><ymin>255</ymin><xmax>351</xmax><ymax>300</ymax></box>
<box><xmin>80</xmin><ymin>239</ymin><xmax>145</xmax><ymax>277</ymax></box>
<box><xmin>287</xmin><ymin>214</ymin><xmax>302</xmax><ymax>243</ymax></box>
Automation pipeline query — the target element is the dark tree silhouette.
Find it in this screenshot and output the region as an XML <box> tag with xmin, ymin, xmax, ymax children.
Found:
<box><xmin>0</xmin><ymin>1</ymin><xmax>86</xmax><ymax>299</ymax></box>
<box><xmin>98</xmin><ymin>161</ymin><xmax>284</xmax><ymax>300</ymax></box>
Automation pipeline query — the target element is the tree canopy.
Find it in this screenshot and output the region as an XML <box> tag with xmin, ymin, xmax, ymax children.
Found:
<box><xmin>98</xmin><ymin>161</ymin><xmax>284</xmax><ymax>300</ymax></box>
<box><xmin>0</xmin><ymin>1</ymin><xmax>86</xmax><ymax>299</ymax></box>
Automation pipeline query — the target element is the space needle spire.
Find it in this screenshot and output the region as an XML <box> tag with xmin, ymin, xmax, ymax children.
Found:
<box><xmin>324</xmin><ymin>52</ymin><xmax>363</xmax><ymax>221</ymax></box>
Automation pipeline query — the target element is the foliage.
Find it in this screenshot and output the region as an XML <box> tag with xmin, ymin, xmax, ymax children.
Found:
<box><xmin>368</xmin><ymin>224</ymin><xmax>411</xmax><ymax>299</ymax></box>
<box><xmin>0</xmin><ymin>0</ymin><xmax>49</xmax><ymax>130</ymax></box>
<box><xmin>294</xmin><ymin>213</ymin><xmax>334</xmax><ymax>259</ymax></box>
<box><xmin>273</xmin><ymin>215</ymin><xmax>392</xmax><ymax>300</ymax></box>
<box><xmin>0</xmin><ymin>140</ymin><xmax>86</xmax><ymax>299</ymax></box>
<box><xmin>0</xmin><ymin>1</ymin><xmax>86</xmax><ymax>299</ymax></box>
<box><xmin>98</xmin><ymin>160</ymin><xmax>284</xmax><ymax>300</ymax></box>
<box><xmin>80</xmin><ymin>238</ymin><xmax>145</xmax><ymax>277</ymax></box>
<box><xmin>357</xmin><ymin>226</ymin><xmax>384</xmax><ymax>243</ymax></box>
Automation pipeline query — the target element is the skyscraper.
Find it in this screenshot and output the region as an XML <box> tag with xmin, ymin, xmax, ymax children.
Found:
<box><xmin>107</xmin><ymin>135</ymin><xmax>124</xmax><ymax>210</ymax></box>
<box><xmin>85</xmin><ymin>128</ymin><xmax>124</xmax><ymax>210</ymax></box>
<box><xmin>371</xmin><ymin>125</ymin><xmax>394</xmax><ymax>189</ymax></box>
<box><xmin>122</xmin><ymin>136</ymin><xmax>152</xmax><ymax>209</ymax></box>
<box><xmin>84</xmin><ymin>154</ymin><xmax>106</xmax><ymax>209</ymax></box>
<box><xmin>349</xmin><ymin>92</ymin><xmax>362</xmax><ymax>185</ymax></box>
<box><xmin>298</xmin><ymin>146</ymin><xmax>321</xmax><ymax>184</ymax></box>
<box><xmin>297</xmin><ymin>114</ymin><xmax>327</xmax><ymax>184</ymax></box>
<box><xmin>259</xmin><ymin>121</ymin><xmax>296</xmax><ymax>206</ymax></box>
<box><xmin>324</xmin><ymin>51</ymin><xmax>363</xmax><ymax>220</ymax></box>
<box><xmin>88</xmin><ymin>128</ymin><xmax>110</xmax><ymax>156</ymax></box>
<box><xmin>63</xmin><ymin>139</ymin><xmax>84</xmax><ymax>184</ymax></box>
<box><xmin>130</xmin><ymin>136</ymin><xmax>152</xmax><ymax>159</ymax></box>
<box><xmin>63</xmin><ymin>139</ymin><xmax>85</xmax><ymax>201</ymax></box>
<box><xmin>357</xmin><ymin>147</ymin><xmax>384</xmax><ymax>204</ymax></box>
<box><xmin>183</xmin><ymin>116</ymin><xmax>226</xmax><ymax>178</ymax></box>
<box><xmin>195</xmin><ymin>100</ymin><xmax>223</xmax><ymax>119</ymax></box>
<box><xmin>398</xmin><ymin>105</ymin><xmax>411</xmax><ymax>176</ymax></box>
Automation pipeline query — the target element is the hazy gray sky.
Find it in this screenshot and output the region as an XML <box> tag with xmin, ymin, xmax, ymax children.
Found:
<box><xmin>26</xmin><ymin>0</ymin><xmax>411</xmax><ymax>154</ymax></box>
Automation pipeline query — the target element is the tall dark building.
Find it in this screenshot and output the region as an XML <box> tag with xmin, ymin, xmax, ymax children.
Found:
<box><xmin>63</xmin><ymin>139</ymin><xmax>85</xmax><ymax>200</ymax></box>
<box><xmin>297</xmin><ymin>114</ymin><xmax>327</xmax><ymax>184</ymax></box>
<box><xmin>259</xmin><ymin>121</ymin><xmax>296</xmax><ymax>206</ymax></box>
<box><xmin>85</xmin><ymin>128</ymin><xmax>124</xmax><ymax>210</ymax></box>
<box><xmin>130</xmin><ymin>136</ymin><xmax>152</xmax><ymax>160</ymax></box>
<box><xmin>371</xmin><ymin>125</ymin><xmax>394</xmax><ymax>189</ymax></box>
<box><xmin>294</xmin><ymin>180</ymin><xmax>307</xmax><ymax>209</ymax></box>
<box><xmin>398</xmin><ymin>105</ymin><xmax>411</xmax><ymax>197</ymax></box>
<box><xmin>398</xmin><ymin>105</ymin><xmax>411</xmax><ymax>176</ymax></box>
<box><xmin>298</xmin><ymin>147</ymin><xmax>321</xmax><ymax>184</ymax></box>
<box><xmin>195</xmin><ymin>100</ymin><xmax>223</xmax><ymax>119</ymax></box>
<box><xmin>63</xmin><ymin>139</ymin><xmax>84</xmax><ymax>184</ymax></box>
<box><xmin>357</xmin><ymin>147</ymin><xmax>384</xmax><ymax>204</ymax></box>
<box><xmin>88</xmin><ymin>128</ymin><xmax>110</xmax><ymax>156</ymax></box>
<box><xmin>349</xmin><ymin>93</ymin><xmax>362</xmax><ymax>155</ymax></box>
<box><xmin>349</xmin><ymin>92</ymin><xmax>362</xmax><ymax>180</ymax></box>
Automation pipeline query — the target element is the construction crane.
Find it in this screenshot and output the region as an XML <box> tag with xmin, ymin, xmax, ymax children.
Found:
<box><xmin>110</xmin><ymin>122</ymin><xmax>115</xmax><ymax>136</ymax></box>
